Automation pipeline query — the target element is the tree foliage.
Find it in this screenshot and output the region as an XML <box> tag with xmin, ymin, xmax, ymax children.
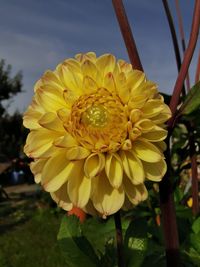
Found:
<box><xmin>0</xmin><ymin>59</ymin><xmax>22</xmax><ymax>116</ymax></box>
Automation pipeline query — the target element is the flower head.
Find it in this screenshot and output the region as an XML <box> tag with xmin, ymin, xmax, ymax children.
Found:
<box><xmin>24</xmin><ymin>52</ymin><xmax>171</xmax><ymax>218</ymax></box>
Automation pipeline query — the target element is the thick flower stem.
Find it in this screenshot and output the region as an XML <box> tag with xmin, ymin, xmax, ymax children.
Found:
<box><xmin>159</xmin><ymin>137</ymin><xmax>180</xmax><ymax>267</ymax></box>
<box><xmin>112</xmin><ymin>0</ymin><xmax>143</xmax><ymax>71</ymax></box>
<box><xmin>114</xmin><ymin>211</ymin><xmax>125</xmax><ymax>267</ymax></box>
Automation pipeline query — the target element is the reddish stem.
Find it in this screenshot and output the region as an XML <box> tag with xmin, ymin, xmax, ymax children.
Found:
<box><xmin>195</xmin><ymin>50</ymin><xmax>200</xmax><ymax>83</ymax></box>
<box><xmin>112</xmin><ymin>0</ymin><xmax>143</xmax><ymax>71</ymax></box>
<box><xmin>175</xmin><ymin>0</ymin><xmax>191</xmax><ymax>91</ymax></box>
<box><xmin>168</xmin><ymin>0</ymin><xmax>200</xmax><ymax>128</ymax></box>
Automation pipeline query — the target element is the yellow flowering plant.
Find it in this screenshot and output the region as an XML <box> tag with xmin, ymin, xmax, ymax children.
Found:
<box><xmin>23</xmin><ymin>52</ymin><xmax>171</xmax><ymax>218</ymax></box>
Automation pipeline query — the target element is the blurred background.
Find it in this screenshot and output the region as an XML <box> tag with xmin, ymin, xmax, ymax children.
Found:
<box><xmin>0</xmin><ymin>1</ymin><xmax>199</xmax><ymax>267</ymax></box>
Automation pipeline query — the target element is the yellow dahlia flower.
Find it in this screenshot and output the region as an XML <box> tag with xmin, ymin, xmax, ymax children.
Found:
<box><xmin>23</xmin><ymin>52</ymin><xmax>171</xmax><ymax>218</ymax></box>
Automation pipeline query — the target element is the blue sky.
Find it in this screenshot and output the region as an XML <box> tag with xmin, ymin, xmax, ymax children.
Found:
<box><xmin>0</xmin><ymin>0</ymin><xmax>198</xmax><ymax>114</ymax></box>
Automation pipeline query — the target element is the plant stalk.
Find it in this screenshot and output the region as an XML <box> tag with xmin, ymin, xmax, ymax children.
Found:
<box><xmin>112</xmin><ymin>0</ymin><xmax>143</xmax><ymax>71</ymax></box>
<box><xmin>114</xmin><ymin>211</ymin><xmax>125</xmax><ymax>267</ymax></box>
<box><xmin>175</xmin><ymin>0</ymin><xmax>191</xmax><ymax>91</ymax></box>
<box><xmin>168</xmin><ymin>0</ymin><xmax>200</xmax><ymax>128</ymax></box>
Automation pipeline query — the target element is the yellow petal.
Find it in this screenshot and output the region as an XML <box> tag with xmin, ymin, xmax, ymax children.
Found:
<box><xmin>127</xmin><ymin>70</ymin><xmax>146</xmax><ymax>93</ymax></box>
<box><xmin>91</xmin><ymin>172</ymin><xmax>124</xmax><ymax>217</ymax></box>
<box><xmin>57</xmin><ymin>64</ymin><xmax>82</xmax><ymax>92</ymax></box>
<box><xmin>116</xmin><ymin>72</ymin><xmax>129</xmax><ymax>103</ymax></box>
<box><xmin>141</xmin><ymin>126</ymin><xmax>168</xmax><ymax>142</ymax></box>
<box><xmin>39</xmin><ymin>70</ymin><xmax>63</xmax><ymax>92</ymax></box>
<box><xmin>23</xmin><ymin>105</ymin><xmax>43</xmax><ymax>129</ymax></box>
<box><xmin>141</xmin><ymin>99</ymin><xmax>165</xmax><ymax>118</ymax></box>
<box><xmin>57</xmin><ymin>108</ymin><xmax>71</xmax><ymax>122</ymax></box>
<box><xmin>84</xmin><ymin>153</ymin><xmax>105</xmax><ymax>178</ymax></box>
<box><xmin>30</xmin><ymin>159</ymin><xmax>47</xmax><ymax>183</ymax></box>
<box><xmin>120</xmin><ymin>150</ymin><xmax>144</xmax><ymax>185</ymax></box>
<box><xmin>128</xmin><ymin>94</ymin><xmax>148</xmax><ymax>110</ymax></box>
<box><xmin>63</xmin><ymin>58</ymin><xmax>81</xmax><ymax>73</ymax></box>
<box><xmin>42</xmin><ymin>153</ymin><xmax>84</xmax><ymax>192</ymax></box>
<box><xmin>82</xmin><ymin>76</ymin><xmax>98</xmax><ymax>94</ymax></box>
<box><xmin>50</xmin><ymin>183</ymin><xmax>73</xmax><ymax>211</ymax></box>
<box><xmin>96</xmin><ymin>54</ymin><xmax>116</xmax><ymax>76</ymax></box>
<box><xmin>68</xmin><ymin>173</ymin><xmax>91</xmax><ymax>208</ymax></box>
<box><xmin>124</xmin><ymin>177</ymin><xmax>148</xmax><ymax>205</ymax></box>
<box><xmin>133</xmin><ymin>138</ymin><xmax>162</xmax><ymax>163</ymax></box>
<box><xmin>24</xmin><ymin>129</ymin><xmax>60</xmax><ymax>158</ymax></box>
<box><xmin>105</xmin><ymin>153</ymin><xmax>123</xmax><ymax>188</ymax></box>
<box><xmin>75</xmin><ymin>52</ymin><xmax>97</xmax><ymax>63</ymax></box>
<box><xmin>53</xmin><ymin>134</ymin><xmax>78</xmax><ymax>148</ymax></box>
<box><xmin>66</xmin><ymin>146</ymin><xmax>90</xmax><ymax>160</ymax></box>
<box><xmin>81</xmin><ymin>59</ymin><xmax>97</xmax><ymax>79</ymax></box>
<box><xmin>156</xmin><ymin>141</ymin><xmax>167</xmax><ymax>152</ymax></box>
<box><xmin>103</xmin><ymin>72</ymin><xmax>117</xmax><ymax>93</ymax></box>
<box><xmin>38</xmin><ymin>112</ymin><xmax>65</xmax><ymax>132</ymax></box>
<box><xmin>135</xmin><ymin>119</ymin><xmax>155</xmax><ymax>133</ymax></box>
<box><xmin>129</xmin><ymin>109</ymin><xmax>143</xmax><ymax>123</ymax></box>
<box><xmin>143</xmin><ymin>158</ymin><xmax>167</xmax><ymax>181</ymax></box>
<box><xmin>36</xmin><ymin>86</ymin><xmax>66</xmax><ymax>112</ymax></box>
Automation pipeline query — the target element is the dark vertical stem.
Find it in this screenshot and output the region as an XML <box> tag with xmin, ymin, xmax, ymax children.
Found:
<box><xmin>162</xmin><ymin>0</ymin><xmax>182</xmax><ymax>71</ymax></box>
<box><xmin>175</xmin><ymin>0</ymin><xmax>191</xmax><ymax>91</ymax></box>
<box><xmin>114</xmin><ymin>211</ymin><xmax>125</xmax><ymax>267</ymax></box>
<box><xmin>112</xmin><ymin>0</ymin><xmax>143</xmax><ymax>71</ymax></box>
<box><xmin>159</xmin><ymin>137</ymin><xmax>180</xmax><ymax>267</ymax></box>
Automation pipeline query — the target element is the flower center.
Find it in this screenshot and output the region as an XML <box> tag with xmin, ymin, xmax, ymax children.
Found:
<box><xmin>66</xmin><ymin>88</ymin><xmax>128</xmax><ymax>152</ymax></box>
<box><xmin>81</xmin><ymin>105</ymin><xmax>108</xmax><ymax>128</ymax></box>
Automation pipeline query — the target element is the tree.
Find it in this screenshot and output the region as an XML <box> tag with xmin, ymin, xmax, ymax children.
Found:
<box><xmin>0</xmin><ymin>59</ymin><xmax>22</xmax><ymax>116</ymax></box>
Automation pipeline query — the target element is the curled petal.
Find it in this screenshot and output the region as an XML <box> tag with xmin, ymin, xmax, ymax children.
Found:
<box><xmin>53</xmin><ymin>134</ymin><xmax>78</xmax><ymax>148</ymax></box>
<box><xmin>50</xmin><ymin>183</ymin><xmax>73</xmax><ymax>211</ymax></box>
<box><xmin>96</xmin><ymin>54</ymin><xmax>116</xmax><ymax>75</ymax></box>
<box><xmin>120</xmin><ymin>150</ymin><xmax>144</xmax><ymax>185</ymax></box>
<box><xmin>141</xmin><ymin>99</ymin><xmax>165</xmax><ymax>118</ymax></box>
<box><xmin>91</xmin><ymin>172</ymin><xmax>124</xmax><ymax>218</ymax></box>
<box><xmin>142</xmin><ymin>158</ymin><xmax>167</xmax><ymax>181</ymax></box>
<box><xmin>105</xmin><ymin>153</ymin><xmax>123</xmax><ymax>188</ymax></box>
<box><xmin>124</xmin><ymin>177</ymin><xmax>148</xmax><ymax>205</ymax></box>
<box><xmin>133</xmin><ymin>138</ymin><xmax>162</xmax><ymax>163</ymax></box>
<box><xmin>38</xmin><ymin>112</ymin><xmax>65</xmax><ymax>132</ymax></box>
<box><xmin>66</xmin><ymin>146</ymin><xmax>90</xmax><ymax>160</ymax></box>
<box><xmin>24</xmin><ymin>129</ymin><xmax>60</xmax><ymax>158</ymax></box>
<box><xmin>141</xmin><ymin>126</ymin><xmax>168</xmax><ymax>142</ymax></box>
<box><xmin>41</xmin><ymin>153</ymin><xmax>84</xmax><ymax>192</ymax></box>
<box><xmin>84</xmin><ymin>153</ymin><xmax>105</xmax><ymax>178</ymax></box>
<box><xmin>68</xmin><ymin>173</ymin><xmax>91</xmax><ymax>208</ymax></box>
<box><xmin>30</xmin><ymin>159</ymin><xmax>47</xmax><ymax>183</ymax></box>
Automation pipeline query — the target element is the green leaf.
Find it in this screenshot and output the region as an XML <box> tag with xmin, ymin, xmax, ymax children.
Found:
<box><xmin>181</xmin><ymin>81</ymin><xmax>200</xmax><ymax>115</ymax></box>
<box><xmin>190</xmin><ymin>233</ymin><xmax>200</xmax><ymax>253</ymax></box>
<box><xmin>81</xmin><ymin>217</ymin><xmax>128</xmax><ymax>256</ymax></box>
<box><xmin>57</xmin><ymin>215</ymin><xmax>99</xmax><ymax>267</ymax></box>
<box><xmin>192</xmin><ymin>217</ymin><xmax>200</xmax><ymax>234</ymax></box>
<box><xmin>184</xmin><ymin>248</ymin><xmax>200</xmax><ymax>266</ymax></box>
<box><xmin>124</xmin><ymin>218</ymin><xmax>148</xmax><ymax>267</ymax></box>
